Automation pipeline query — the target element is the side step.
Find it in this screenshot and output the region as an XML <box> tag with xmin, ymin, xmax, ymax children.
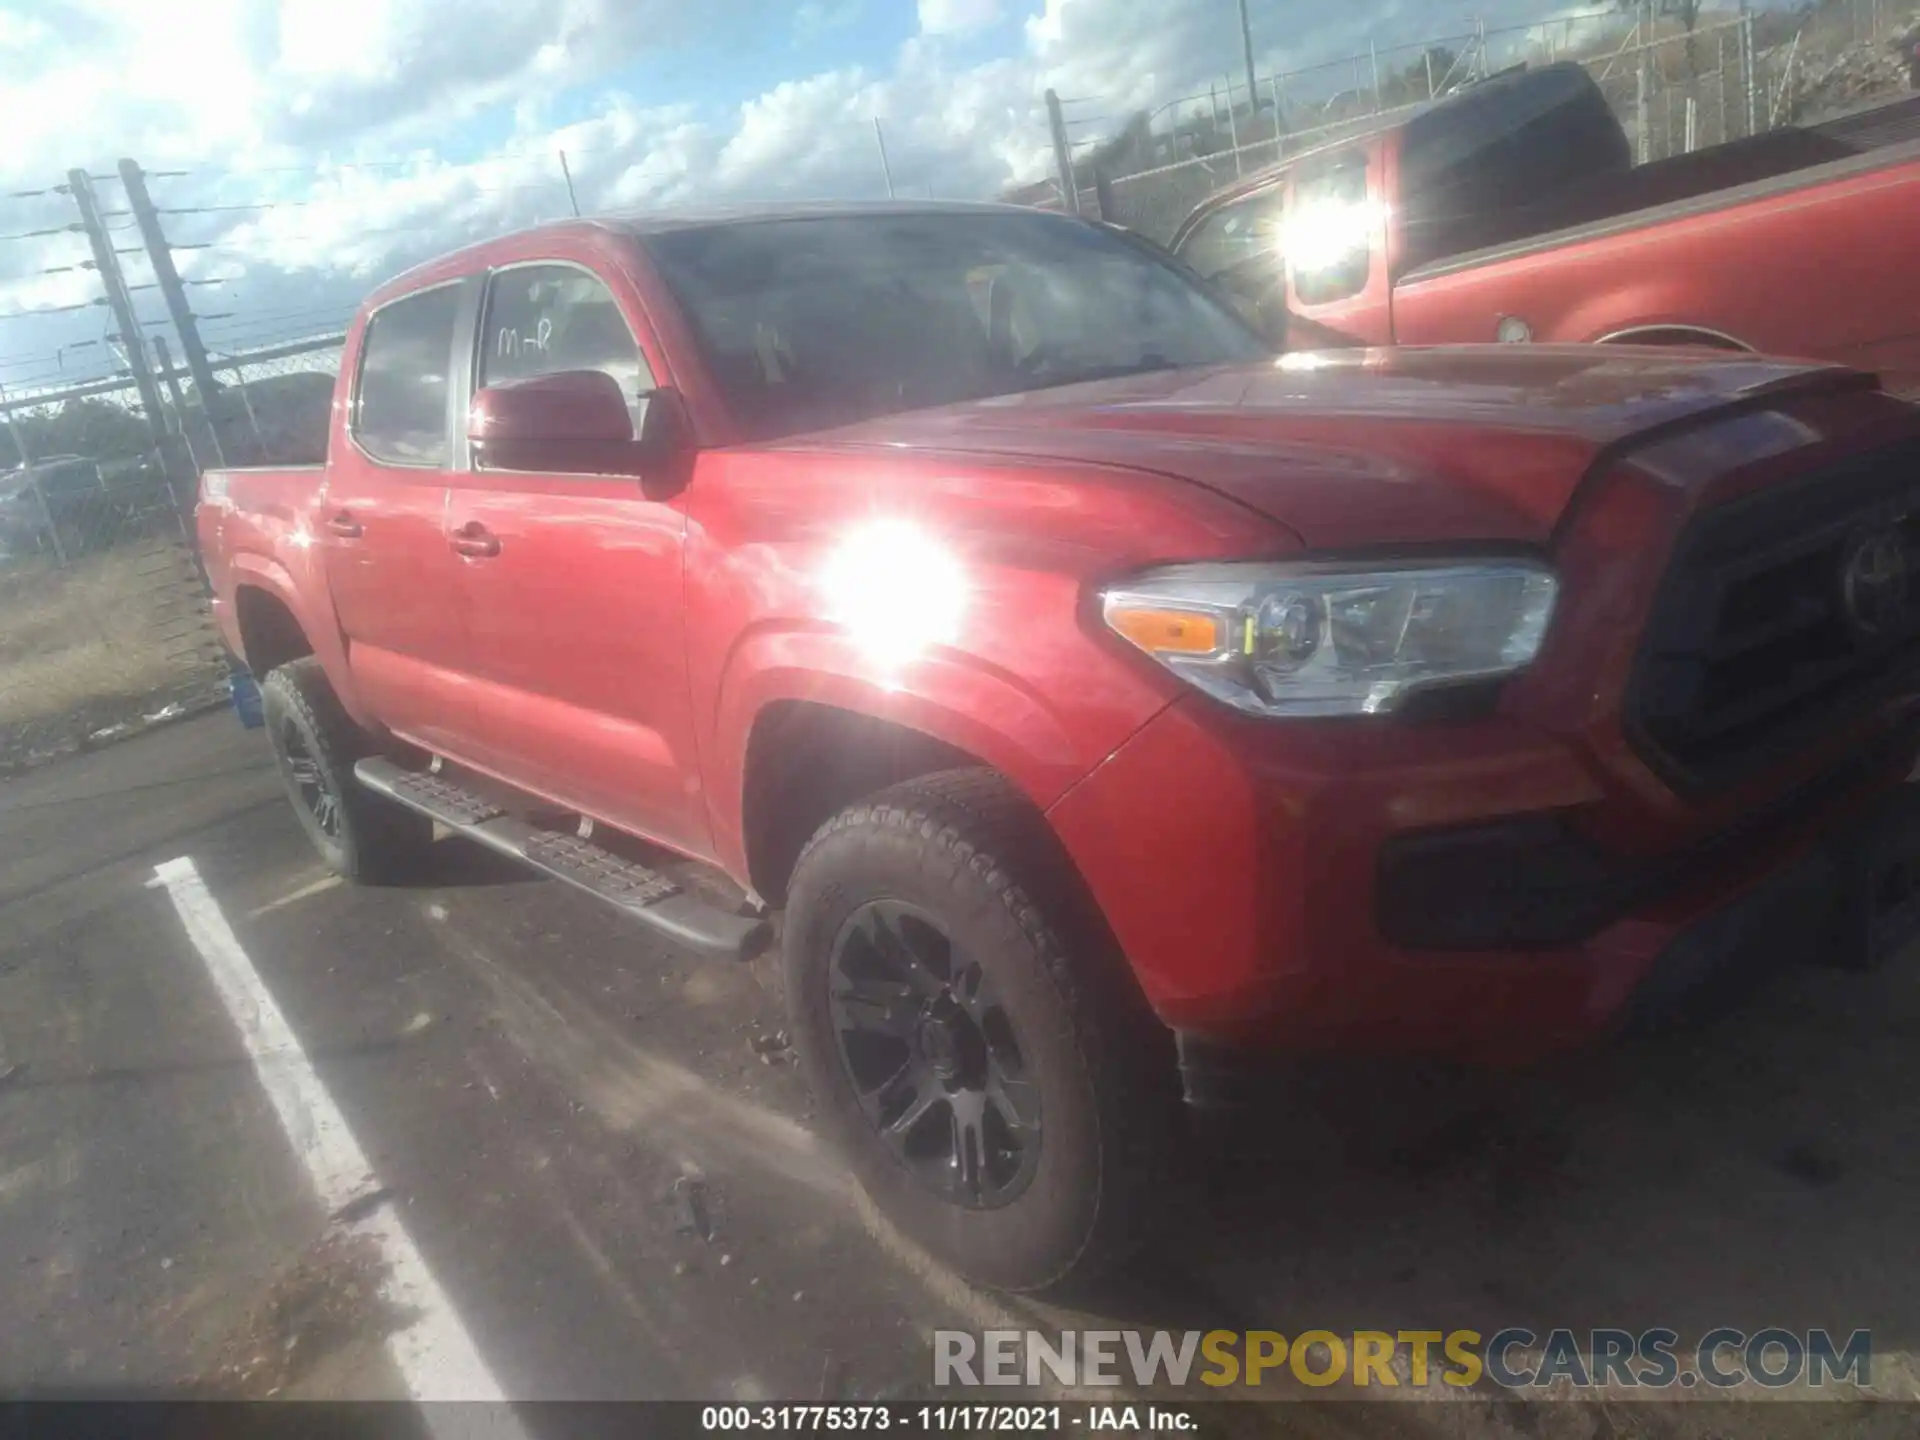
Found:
<box><xmin>353</xmin><ymin>758</ymin><xmax>772</xmax><ymax>963</ymax></box>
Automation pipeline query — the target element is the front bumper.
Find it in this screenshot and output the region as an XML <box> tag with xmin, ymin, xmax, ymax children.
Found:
<box><xmin>1046</xmin><ymin>694</ymin><xmax>1920</xmax><ymax>1068</ymax></box>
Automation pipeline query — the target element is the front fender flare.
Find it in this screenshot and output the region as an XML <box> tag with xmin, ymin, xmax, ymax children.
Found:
<box><xmin>706</xmin><ymin>627</ymin><xmax>1090</xmax><ymax>879</ymax></box>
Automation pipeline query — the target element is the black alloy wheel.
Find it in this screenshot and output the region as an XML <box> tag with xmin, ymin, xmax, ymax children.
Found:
<box><xmin>280</xmin><ymin>718</ymin><xmax>342</xmax><ymax>839</ymax></box>
<box><xmin>827</xmin><ymin>899</ymin><xmax>1041</xmax><ymax>1207</ymax></box>
<box><xmin>260</xmin><ymin>657</ymin><xmax>432</xmax><ymax>883</ymax></box>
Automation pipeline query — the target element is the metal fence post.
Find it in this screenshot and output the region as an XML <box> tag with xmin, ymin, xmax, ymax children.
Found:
<box><xmin>1225</xmin><ymin>77</ymin><xmax>1243</xmax><ymax>176</ymax></box>
<box><xmin>1237</xmin><ymin>0</ymin><xmax>1259</xmax><ymax>130</ymax></box>
<box><xmin>224</xmin><ymin>361</ymin><xmax>270</xmax><ymax>462</ymax></box>
<box><xmin>25</xmin><ymin>472</ymin><xmax>67</xmax><ymax>567</ymax></box>
<box><xmin>1744</xmin><ymin>10</ymin><xmax>1758</xmax><ymax>137</ymax></box>
<box><xmin>1717</xmin><ymin>31</ymin><xmax>1729</xmax><ymax>144</ymax></box>
<box><xmin>872</xmin><ymin>117</ymin><xmax>896</xmax><ymax>199</ymax></box>
<box><xmin>1044</xmin><ymin>89</ymin><xmax>1080</xmax><ymax>215</ymax></box>
<box><xmin>1637</xmin><ymin>38</ymin><xmax>1652</xmax><ymax>163</ymax></box>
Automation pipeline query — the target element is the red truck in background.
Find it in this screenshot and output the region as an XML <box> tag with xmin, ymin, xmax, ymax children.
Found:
<box><xmin>199</xmin><ymin>201</ymin><xmax>1920</xmax><ymax>1293</ymax></box>
<box><xmin>1170</xmin><ymin>64</ymin><xmax>1920</xmax><ymax>393</ymax></box>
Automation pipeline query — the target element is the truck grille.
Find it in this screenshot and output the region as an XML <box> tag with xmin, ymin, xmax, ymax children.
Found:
<box><xmin>1628</xmin><ymin>437</ymin><xmax>1920</xmax><ymax>791</ymax></box>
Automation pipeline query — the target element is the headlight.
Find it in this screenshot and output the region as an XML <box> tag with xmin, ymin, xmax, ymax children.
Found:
<box><xmin>1101</xmin><ymin>559</ymin><xmax>1557</xmax><ymax>717</ymax></box>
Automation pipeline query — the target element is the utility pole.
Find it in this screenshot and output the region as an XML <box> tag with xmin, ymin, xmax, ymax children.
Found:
<box><xmin>1044</xmin><ymin>90</ymin><xmax>1080</xmax><ymax>215</ymax></box>
<box><xmin>872</xmin><ymin>118</ymin><xmax>896</xmax><ymax>199</ymax></box>
<box><xmin>117</xmin><ymin>159</ymin><xmax>226</xmax><ymax>465</ymax></box>
<box><xmin>69</xmin><ymin>169</ymin><xmax>167</xmax><ymax>450</ymax></box>
<box><xmin>1236</xmin><ymin>0</ymin><xmax>1259</xmax><ymax>126</ymax></box>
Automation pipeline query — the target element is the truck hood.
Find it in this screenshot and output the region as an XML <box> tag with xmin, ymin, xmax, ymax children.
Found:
<box><xmin>795</xmin><ymin>346</ymin><xmax>1866</xmax><ymax>548</ymax></box>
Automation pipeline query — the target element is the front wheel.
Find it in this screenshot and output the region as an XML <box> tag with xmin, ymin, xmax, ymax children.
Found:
<box><xmin>260</xmin><ymin>657</ymin><xmax>433</xmax><ymax>883</ymax></box>
<box><xmin>783</xmin><ymin>769</ymin><xmax>1181</xmax><ymax>1293</ymax></box>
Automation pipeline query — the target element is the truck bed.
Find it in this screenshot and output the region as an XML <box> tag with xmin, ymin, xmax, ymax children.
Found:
<box><xmin>1403</xmin><ymin>129</ymin><xmax>1920</xmax><ymax>286</ymax></box>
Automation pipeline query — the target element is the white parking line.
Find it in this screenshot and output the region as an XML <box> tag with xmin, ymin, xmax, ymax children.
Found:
<box><xmin>152</xmin><ymin>856</ymin><xmax>521</xmax><ymax>1415</ymax></box>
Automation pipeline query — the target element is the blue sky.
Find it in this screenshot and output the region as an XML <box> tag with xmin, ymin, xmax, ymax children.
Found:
<box><xmin>0</xmin><ymin>0</ymin><xmax>1759</xmax><ymax>389</ymax></box>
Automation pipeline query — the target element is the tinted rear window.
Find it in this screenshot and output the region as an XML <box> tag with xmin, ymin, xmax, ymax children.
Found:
<box><xmin>1398</xmin><ymin>63</ymin><xmax>1631</xmax><ymax>269</ymax></box>
<box><xmin>352</xmin><ymin>283</ymin><xmax>462</xmax><ymax>467</ymax></box>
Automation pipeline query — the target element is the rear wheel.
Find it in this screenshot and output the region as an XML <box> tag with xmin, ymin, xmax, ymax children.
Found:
<box><xmin>260</xmin><ymin>657</ymin><xmax>432</xmax><ymax>883</ymax></box>
<box><xmin>783</xmin><ymin>769</ymin><xmax>1181</xmax><ymax>1293</ymax></box>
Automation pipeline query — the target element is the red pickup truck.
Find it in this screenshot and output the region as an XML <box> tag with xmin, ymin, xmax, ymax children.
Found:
<box><xmin>199</xmin><ymin>201</ymin><xmax>1920</xmax><ymax>1293</ymax></box>
<box><xmin>1170</xmin><ymin>65</ymin><xmax>1920</xmax><ymax>393</ymax></box>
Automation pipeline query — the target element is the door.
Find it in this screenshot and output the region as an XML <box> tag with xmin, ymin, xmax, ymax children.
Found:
<box><xmin>447</xmin><ymin>260</ymin><xmax>712</xmax><ymax>857</ymax></box>
<box><xmin>322</xmin><ymin>279</ymin><xmax>478</xmax><ymax>756</ymax></box>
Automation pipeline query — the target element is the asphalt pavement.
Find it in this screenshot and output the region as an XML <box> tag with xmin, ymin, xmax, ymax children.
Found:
<box><xmin>4</xmin><ymin>713</ymin><xmax>1919</xmax><ymax>1436</ymax></box>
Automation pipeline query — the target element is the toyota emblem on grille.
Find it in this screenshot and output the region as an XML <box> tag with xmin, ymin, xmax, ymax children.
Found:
<box><xmin>1841</xmin><ymin>529</ymin><xmax>1909</xmax><ymax>637</ymax></box>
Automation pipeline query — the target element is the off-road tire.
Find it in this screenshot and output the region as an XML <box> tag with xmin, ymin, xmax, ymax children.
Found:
<box><xmin>260</xmin><ymin>657</ymin><xmax>432</xmax><ymax>883</ymax></box>
<box><xmin>784</xmin><ymin>767</ymin><xmax>1181</xmax><ymax>1293</ymax></box>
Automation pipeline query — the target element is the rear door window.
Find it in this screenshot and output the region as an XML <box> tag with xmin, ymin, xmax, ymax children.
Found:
<box><xmin>352</xmin><ymin>283</ymin><xmax>462</xmax><ymax>468</ymax></box>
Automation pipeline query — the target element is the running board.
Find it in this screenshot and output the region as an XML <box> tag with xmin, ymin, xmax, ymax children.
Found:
<box><xmin>353</xmin><ymin>758</ymin><xmax>772</xmax><ymax>962</ymax></box>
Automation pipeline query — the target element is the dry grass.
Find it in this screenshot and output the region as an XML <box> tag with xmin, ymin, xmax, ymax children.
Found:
<box><xmin>0</xmin><ymin>543</ymin><xmax>221</xmax><ymax>729</ymax></box>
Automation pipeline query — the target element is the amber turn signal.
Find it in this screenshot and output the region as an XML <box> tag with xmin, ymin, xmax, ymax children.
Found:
<box><xmin>1105</xmin><ymin>605</ymin><xmax>1220</xmax><ymax>655</ymax></box>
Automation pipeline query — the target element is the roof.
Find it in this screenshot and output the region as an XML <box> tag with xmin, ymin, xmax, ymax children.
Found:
<box><xmin>597</xmin><ymin>198</ymin><xmax>1043</xmax><ymax>236</ymax></box>
<box><xmin>367</xmin><ymin>199</ymin><xmax>1082</xmax><ymax>308</ymax></box>
<box><xmin>449</xmin><ymin>199</ymin><xmax>1039</xmax><ymax>250</ymax></box>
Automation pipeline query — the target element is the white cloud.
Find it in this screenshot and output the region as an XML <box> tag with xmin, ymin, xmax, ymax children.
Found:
<box><xmin>918</xmin><ymin>0</ymin><xmax>1002</xmax><ymax>37</ymax></box>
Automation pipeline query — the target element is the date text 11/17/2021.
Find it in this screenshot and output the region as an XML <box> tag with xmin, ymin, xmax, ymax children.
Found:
<box><xmin>697</xmin><ymin>1405</ymin><xmax>1198</xmax><ymax>1432</ymax></box>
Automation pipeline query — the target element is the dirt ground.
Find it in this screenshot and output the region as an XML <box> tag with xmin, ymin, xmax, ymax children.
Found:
<box><xmin>0</xmin><ymin>540</ymin><xmax>226</xmax><ymax>774</ymax></box>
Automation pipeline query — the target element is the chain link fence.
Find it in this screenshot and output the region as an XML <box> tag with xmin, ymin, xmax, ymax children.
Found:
<box><xmin>1085</xmin><ymin>105</ymin><xmax>1429</xmax><ymax>244</ymax></box>
<box><xmin>1068</xmin><ymin>4</ymin><xmax>1920</xmax><ymax>244</ymax></box>
<box><xmin>0</xmin><ymin>334</ymin><xmax>342</xmax><ymax>773</ymax></box>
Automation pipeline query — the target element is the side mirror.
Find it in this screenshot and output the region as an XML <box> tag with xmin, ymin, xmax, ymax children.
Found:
<box><xmin>469</xmin><ymin>370</ymin><xmax>686</xmax><ymax>477</ymax></box>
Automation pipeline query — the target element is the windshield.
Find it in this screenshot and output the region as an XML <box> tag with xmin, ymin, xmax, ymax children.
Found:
<box><xmin>645</xmin><ymin>211</ymin><xmax>1268</xmax><ymax>441</ymax></box>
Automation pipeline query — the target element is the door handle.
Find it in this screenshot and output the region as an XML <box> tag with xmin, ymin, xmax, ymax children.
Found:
<box><xmin>325</xmin><ymin>511</ymin><xmax>363</xmax><ymax>539</ymax></box>
<box><xmin>450</xmin><ymin>523</ymin><xmax>500</xmax><ymax>559</ymax></box>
